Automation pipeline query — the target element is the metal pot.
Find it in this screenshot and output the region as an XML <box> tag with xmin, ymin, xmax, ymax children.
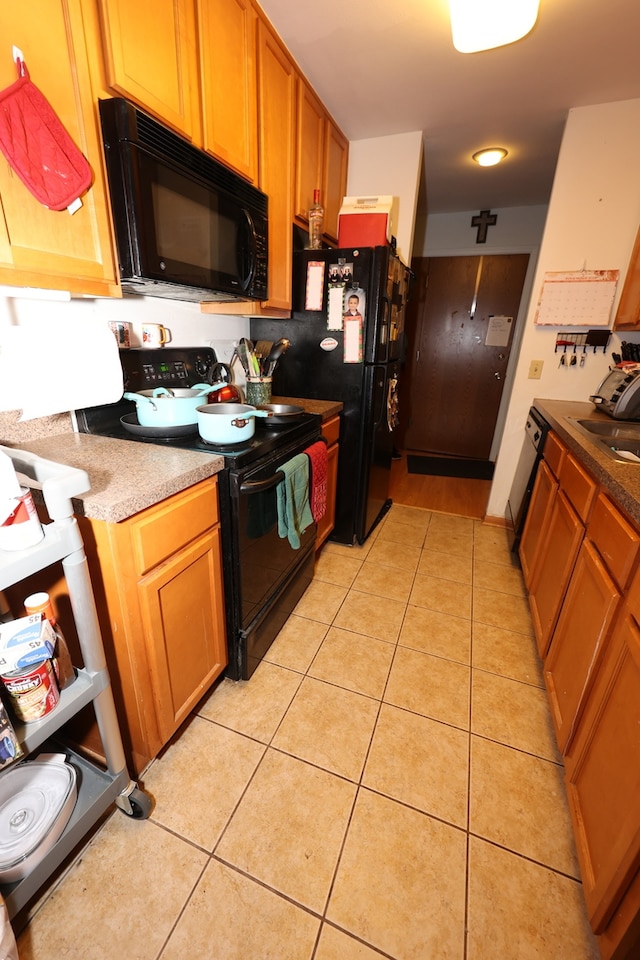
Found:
<box><xmin>256</xmin><ymin>403</ymin><xmax>306</xmax><ymax>426</ymax></box>
<box><xmin>196</xmin><ymin>403</ymin><xmax>269</xmax><ymax>443</ymax></box>
<box><xmin>122</xmin><ymin>383</ymin><xmax>224</xmax><ymax>427</ymax></box>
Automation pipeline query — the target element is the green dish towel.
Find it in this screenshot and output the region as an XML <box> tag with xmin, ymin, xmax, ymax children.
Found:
<box><xmin>276</xmin><ymin>453</ymin><xmax>313</xmax><ymax>549</ymax></box>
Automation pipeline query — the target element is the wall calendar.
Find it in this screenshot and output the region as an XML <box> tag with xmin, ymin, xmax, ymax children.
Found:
<box><xmin>533</xmin><ymin>269</ymin><xmax>619</xmax><ymax>326</ymax></box>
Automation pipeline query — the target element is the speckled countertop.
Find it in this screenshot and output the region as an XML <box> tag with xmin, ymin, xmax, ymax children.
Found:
<box><xmin>0</xmin><ymin>399</ymin><xmax>342</xmax><ymax>525</ymax></box>
<box><xmin>533</xmin><ymin>399</ymin><xmax>640</xmax><ymax>526</ymax></box>
<box><xmin>3</xmin><ymin>432</ymin><xmax>225</xmax><ymax>524</ymax></box>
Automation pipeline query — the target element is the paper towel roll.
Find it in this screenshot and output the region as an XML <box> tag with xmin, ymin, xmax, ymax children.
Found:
<box><xmin>0</xmin><ymin>317</ymin><xmax>124</xmax><ymax>420</ymax></box>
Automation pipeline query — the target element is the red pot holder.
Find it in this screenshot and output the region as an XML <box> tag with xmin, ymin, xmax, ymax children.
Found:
<box><xmin>0</xmin><ymin>56</ymin><xmax>93</xmax><ymax>212</ymax></box>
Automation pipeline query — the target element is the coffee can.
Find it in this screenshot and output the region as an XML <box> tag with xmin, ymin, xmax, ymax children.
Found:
<box><xmin>1</xmin><ymin>659</ymin><xmax>60</xmax><ymax>723</ymax></box>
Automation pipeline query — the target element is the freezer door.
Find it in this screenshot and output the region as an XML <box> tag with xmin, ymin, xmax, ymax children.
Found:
<box><xmin>357</xmin><ymin>363</ymin><xmax>395</xmax><ymax>543</ymax></box>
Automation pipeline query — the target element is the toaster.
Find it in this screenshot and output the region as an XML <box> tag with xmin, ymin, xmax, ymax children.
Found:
<box><xmin>590</xmin><ymin>366</ymin><xmax>640</xmax><ymax>419</ymax></box>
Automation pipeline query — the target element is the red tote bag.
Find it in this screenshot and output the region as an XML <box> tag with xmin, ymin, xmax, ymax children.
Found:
<box><xmin>0</xmin><ymin>57</ymin><xmax>93</xmax><ymax>212</ymax></box>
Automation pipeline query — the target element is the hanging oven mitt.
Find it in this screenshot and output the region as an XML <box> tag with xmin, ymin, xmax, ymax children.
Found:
<box><xmin>0</xmin><ymin>54</ymin><xmax>92</xmax><ymax>213</ymax></box>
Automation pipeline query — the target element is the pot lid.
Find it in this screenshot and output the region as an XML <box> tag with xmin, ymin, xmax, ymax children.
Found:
<box><xmin>0</xmin><ymin>754</ymin><xmax>77</xmax><ymax>874</ymax></box>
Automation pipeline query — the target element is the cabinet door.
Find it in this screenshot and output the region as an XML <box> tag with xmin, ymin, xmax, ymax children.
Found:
<box><xmin>564</xmin><ymin>606</ymin><xmax>640</xmax><ymax>935</ymax></box>
<box><xmin>257</xmin><ymin>20</ymin><xmax>296</xmax><ymax>310</ymax></box>
<box><xmin>137</xmin><ymin>527</ymin><xmax>227</xmax><ymax>744</ymax></box>
<box><xmin>0</xmin><ymin>0</ymin><xmax>118</xmax><ymax>296</ymax></box>
<box><xmin>323</xmin><ymin>119</ymin><xmax>348</xmax><ymax>243</ymax></box>
<box><xmin>295</xmin><ymin>78</ymin><xmax>325</xmax><ymax>224</ymax></box>
<box><xmin>614</xmin><ymin>222</ymin><xmax>640</xmax><ymax>330</ymax></box>
<box><xmin>519</xmin><ymin>459</ymin><xmax>557</xmax><ymax>588</ymax></box>
<box><xmin>198</xmin><ymin>0</ymin><xmax>258</xmax><ymax>182</ymax></box>
<box><xmin>99</xmin><ymin>0</ymin><xmax>198</xmax><ymax>139</ymax></box>
<box><xmin>544</xmin><ymin>538</ymin><xmax>621</xmax><ymax>753</ymax></box>
<box><xmin>528</xmin><ymin>490</ymin><xmax>584</xmax><ymax>657</ymax></box>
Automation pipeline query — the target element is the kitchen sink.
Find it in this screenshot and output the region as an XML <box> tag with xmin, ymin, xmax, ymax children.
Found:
<box><xmin>570</xmin><ymin>418</ymin><xmax>640</xmax><ymax>462</ymax></box>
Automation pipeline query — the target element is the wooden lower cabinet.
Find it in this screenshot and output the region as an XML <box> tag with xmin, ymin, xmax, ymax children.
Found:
<box><xmin>564</xmin><ymin>596</ymin><xmax>640</xmax><ymax>956</ymax></box>
<box><xmin>519</xmin><ymin>458</ymin><xmax>558</xmax><ymax>588</ymax></box>
<box><xmin>75</xmin><ymin>477</ymin><xmax>227</xmax><ymax>774</ymax></box>
<box><xmin>544</xmin><ymin>538</ymin><xmax>621</xmax><ymax>753</ymax></box>
<box><xmin>528</xmin><ymin>489</ymin><xmax>584</xmax><ymax>657</ymax></box>
<box><xmin>317</xmin><ymin>415</ymin><xmax>340</xmax><ymax>548</ymax></box>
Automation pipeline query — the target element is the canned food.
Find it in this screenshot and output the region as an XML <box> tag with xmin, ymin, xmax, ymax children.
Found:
<box><xmin>1</xmin><ymin>659</ymin><xmax>59</xmax><ymax>722</ymax></box>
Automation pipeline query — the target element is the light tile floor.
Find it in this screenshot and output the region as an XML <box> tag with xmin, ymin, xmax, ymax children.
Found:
<box><xmin>17</xmin><ymin>505</ymin><xmax>601</xmax><ymax>960</ymax></box>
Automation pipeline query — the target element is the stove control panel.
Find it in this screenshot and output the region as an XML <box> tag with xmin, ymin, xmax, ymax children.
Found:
<box><xmin>120</xmin><ymin>348</ymin><xmax>216</xmax><ymax>391</ymax></box>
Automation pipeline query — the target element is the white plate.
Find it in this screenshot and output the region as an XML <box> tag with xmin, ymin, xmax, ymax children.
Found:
<box><xmin>0</xmin><ymin>754</ymin><xmax>77</xmax><ymax>882</ymax></box>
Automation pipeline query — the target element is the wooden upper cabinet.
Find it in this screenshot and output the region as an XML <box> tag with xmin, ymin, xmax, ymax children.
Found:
<box><xmin>256</xmin><ymin>19</ymin><xmax>296</xmax><ymax>311</ymax></box>
<box><xmin>323</xmin><ymin>119</ymin><xmax>348</xmax><ymax>242</ymax></box>
<box><xmin>98</xmin><ymin>0</ymin><xmax>199</xmax><ymax>140</ymax></box>
<box><xmin>0</xmin><ymin>0</ymin><xmax>118</xmax><ymax>295</ymax></box>
<box><xmin>295</xmin><ymin>78</ymin><xmax>325</xmax><ymax>224</ymax></box>
<box><xmin>614</xmin><ymin>222</ymin><xmax>640</xmax><ymax>330</ymax></box>
<box><xmin>197</xmin><ymin>0</ymin><xmax>258</xmax><ymax>182</ymax></box>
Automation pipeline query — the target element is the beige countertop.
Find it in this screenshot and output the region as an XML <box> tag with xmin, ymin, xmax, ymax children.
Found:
<box><xmin>533</xmin><ymin>399</ymin><xmax>640</xmax><ymax>526</ymax></box>
<box><xmin>271</xmin><ymin>396</ymin><xmax>343</xmax><ymax>420</ymax></box>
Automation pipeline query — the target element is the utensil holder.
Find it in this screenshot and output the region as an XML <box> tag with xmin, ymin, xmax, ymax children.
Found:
<box><xmin>245</xmin><ymin>377</ymin><xmax>272</xmax><ymax>406</ymax></box>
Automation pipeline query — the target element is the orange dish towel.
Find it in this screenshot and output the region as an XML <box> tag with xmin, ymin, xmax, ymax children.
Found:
<box><xmin>305</xmin><ymin>441</ymin><xmax>328</xmax><ymax>522</ymax></box>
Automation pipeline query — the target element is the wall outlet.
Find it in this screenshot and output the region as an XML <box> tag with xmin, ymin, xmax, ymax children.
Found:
<box><xmin>528</xmin><ymin>360</ymin><xmax>543</xmax><ymax>379</ymax></box>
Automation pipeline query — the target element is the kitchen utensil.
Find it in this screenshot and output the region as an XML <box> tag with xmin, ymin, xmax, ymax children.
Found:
<box><xmin>0</xmin><ymin>754</ymin><xmax>77</xmax><ymax>882</ymax></box>
<box><xmin>242</xmin><ymin>337</ymin><xmax>261</xmax><ymax>377</ymax></box>
<box><xmin>255</xmin><ymin>403</ymin><xmax>306</xmax><ymax>426</ymax></box>
<box><xmin>196</xmin><ymin>403</ymin><xmax>269</xmax><ymax>444</ymax></box>
<box><xmin>122</xmin><ymin>383</ymin><xmax>223</xmax><ymax>427</ymax></box>
<box><xmin>207</xmin><ymin>363</ymin><xmax>243</xmax><ymax>402</ymax></box>
<box><xmin>141</xmin><ymin>323</ymin><xmax>171</xmax><ymax>348</ymax></box>
<box><xmin>236</xmin><ymin>340</ymin><xmax>251</xmax><ymax>376</ymax></box>
<box><xmin>264</xmin><ymin>338</ymin><xmax>291</xmax><ymax>376</ymax></box>
<box><xmin>120</xmin><ymin>414</ymin><xmax>198</xmax><ymax>438</ymax></box>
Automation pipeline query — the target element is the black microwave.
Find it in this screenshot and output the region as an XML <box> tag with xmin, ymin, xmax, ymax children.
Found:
<box><xmin>98</xmin><ymin>98</ymin><xmax>268</xmax><ymax>303</ymax></box>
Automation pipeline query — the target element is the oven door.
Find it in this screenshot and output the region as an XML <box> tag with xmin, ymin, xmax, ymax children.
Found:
<box><xmin>222</xmin><ymin>439</ymin><xmax>319</xmax><ymax>679</ymax></box>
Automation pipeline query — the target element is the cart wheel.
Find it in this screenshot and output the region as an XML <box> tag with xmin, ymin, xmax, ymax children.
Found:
<box><xmin>120</xmin><ymin>787</ymin><xmax>153</xmax><ymax>820</ymax></box>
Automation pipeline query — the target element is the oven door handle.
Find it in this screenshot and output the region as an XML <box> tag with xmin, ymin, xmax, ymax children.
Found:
<box><xmin>240</xmin><ymin>471</ymin><xmax>285</xmax><ymax>494</ymax></box>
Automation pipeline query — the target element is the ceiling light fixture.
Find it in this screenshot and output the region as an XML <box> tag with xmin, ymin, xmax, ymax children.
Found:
<box><xmin>472</xmin><ymin>147</ymin><xmax>508</xmax><ymax>167</ymax></box>
<box><xmin>450</xmin><ymin>0</ymin><xmax>539</xmax><ymax>53</ymax></box>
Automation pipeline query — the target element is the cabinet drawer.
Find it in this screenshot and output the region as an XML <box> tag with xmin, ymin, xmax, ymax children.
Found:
<box><xmin>559</xmin><ymin>453</ymin><xmax>597</xmax><ymax>522</ymax></box>
<box><xmin>131</xmin><ymin>478</ymin><xmax>219</xmax><ymax>575</ymax></box>
<box><xmin>544</xmin><ymin>431</ymin><xmax>565</xmax><ymax>478</ymax></box>
<box><xmin>589</xmin><ymin>493</ymin><xmax>640</xmax><ymax>591</ymax></box>
<box><xmin>321</xmin><ymin>415</ymin><xmax>340</xmax><ymax>446</ymax></box>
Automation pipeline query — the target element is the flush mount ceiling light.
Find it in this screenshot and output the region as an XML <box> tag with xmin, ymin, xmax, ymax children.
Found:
<box><xmin>472</xmin><ymin>147</ymin><xmax>508</xmax><ymax>167</ymax></box>
<box><xmin>450</xmin><ymin>0</ymin><xmax>539</xmax><ymax>53</ymax></box>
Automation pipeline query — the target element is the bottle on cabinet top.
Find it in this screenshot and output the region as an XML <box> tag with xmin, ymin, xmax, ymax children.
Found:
<box><xmin>307</xmin><ymin>189</ymin><xmax>324</xmax><ymax>250</ymax></box>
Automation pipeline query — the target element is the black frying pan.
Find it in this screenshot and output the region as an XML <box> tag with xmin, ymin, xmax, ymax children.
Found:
<box><xmin>120</xmin><ymin>413</ymin><xmax>198</xmax><ymax>438</ymax></box>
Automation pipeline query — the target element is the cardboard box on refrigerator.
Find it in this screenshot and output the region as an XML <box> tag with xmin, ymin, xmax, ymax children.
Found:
<box><xmin>337</xmin><ymin>195</ymin><xmax>396</xmax><ymax>248</ymax></box>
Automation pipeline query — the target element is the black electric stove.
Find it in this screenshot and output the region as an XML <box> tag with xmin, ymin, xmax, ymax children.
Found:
<box><xmin>74</xmin><ymin>347</ymin><xmax>320</xmax><ymax>468</ymax></box>
<box><xmin>75</xmin><ymin>346</ymin><xmax>322</xmax><ymax>680</ymax></box>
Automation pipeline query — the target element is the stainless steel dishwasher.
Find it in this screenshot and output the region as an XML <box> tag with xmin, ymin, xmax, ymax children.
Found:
<box><xmin>507</xmin><ymin>406</ymin><xmax>551</xmax><ymax>551</ymax></box>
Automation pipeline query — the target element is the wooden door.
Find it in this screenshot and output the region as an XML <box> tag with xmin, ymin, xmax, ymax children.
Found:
<box><xmin>198</xmin><ymin>0</ymin><xmax>258</xmax><ymax>182</ymax></box>
<box><xmin>403</xmin><ymin>254</ymin><xmax>529</xmax><ymax>460</ymax></box>
<box><xmin>138</xmin><ymin>528</ymin><xmax>227</xmax><ymax>743</ymax></box>
<box><xmin>519</xmin><ymin>459</ymin><xmax>558</xmax><ymax>588</ymax></box>
<box><xmin>0</xmin><ymin>0</ymin><xmax>118</xmax><ymax>296</ymax></box>
<box><xmin>295</xmin><ymin>78</ymin><xmax>325</xmax><ymax>224</ymax></box>
<box><xmin>528</xmin><ymin>490</ymin><xmax>584</xmax><ymax>657</ymax></box>
<box><xmin>564</xmin><ymin>604</ymin><xmax>640</xmax><ymax>934</ymax></box>
<box><xmin>257</xmin><ymin>20</ymin><xmax>296</xmax><ymax>310</ymax></box>
<box><xmin>544</xmin><ymin>538</ymin><xmax>621</xmax><ymax>753</ymax></box>
<box><xmin>99</xmin><ymin>0</ymin><xmax>199</xmax><ymax>139</ymax></box>
<box><xmin>323</xmin><ymin>120</ymin><xmax>349</xmax><ymax>243</ymax></box>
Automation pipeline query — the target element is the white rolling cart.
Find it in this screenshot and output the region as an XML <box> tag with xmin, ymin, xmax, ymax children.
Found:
<box><xmin>0</xmin><ymin>446</ymin><xmax>151</xmax><ymax>921</ymax></box>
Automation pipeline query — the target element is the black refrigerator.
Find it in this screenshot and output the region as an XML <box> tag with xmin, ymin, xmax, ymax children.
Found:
<box><xmin>251</xmin><ymin>244</ymin><xmax>412</xmax><ymax>545</ymax></box>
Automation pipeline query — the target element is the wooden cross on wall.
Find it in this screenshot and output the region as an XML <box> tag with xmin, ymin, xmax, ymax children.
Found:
<box><xmin>471</xmin><ymin>209</ymin><xmax>497</xmax><ymax>243</ymax></box>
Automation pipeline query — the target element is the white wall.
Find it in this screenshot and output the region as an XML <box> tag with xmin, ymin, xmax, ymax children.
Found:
<box><xmin>487</xmin><ymin>98</ymin><xmax>640</xmax><ymax>521</ymax></box>
<box><xmin>347</xmin><ymin>131</ymin><xmax>423</xmax><ymax>268</ymax></box>
<box><xmin>0</xmin><ymin>292</ymin><xmax>249</xmax><ymax>420</ymax></box>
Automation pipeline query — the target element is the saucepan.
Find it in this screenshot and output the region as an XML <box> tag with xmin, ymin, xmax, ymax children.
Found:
<box><xmin>123</xmin><ymin>383</ymin><xmax>225</xmax><ymax>427</ymax></box>
<box><xmin>196</xmin><ymin>403</ymin><xmax>270</xmax><ymax>443</ymax></box>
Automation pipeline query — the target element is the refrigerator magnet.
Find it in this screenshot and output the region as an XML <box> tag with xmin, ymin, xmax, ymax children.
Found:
<box><xmin>344</xmin><ymin>315</ymin><xmax>363</xmax><ymax>363</ymax></box>
<box><xmin>327</xmin><ymin>286</ymin><xmax>344</xmax><ymax>330</ymax></box>
<box><xmin>304</xmin><ymin>261</ymin><xmax>325</xmax><ymax>311</ymax></box>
